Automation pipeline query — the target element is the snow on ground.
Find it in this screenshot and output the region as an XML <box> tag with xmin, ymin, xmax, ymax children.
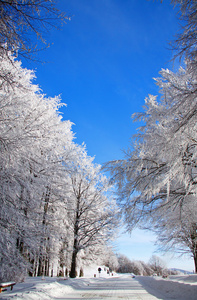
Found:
<box><xmin>0</xmin><ymin>269</ymin><xmax>197</xmax><ymax>300</ymax></box>
<box><xmin>136</xmin><ymin>274</ymin><xmax>197</xmax><ymax>300</ymax></box>
<box><xmin>0</xmin><ymin>277</ymin><xmax>74</xmax><ymax>300</ymax></box>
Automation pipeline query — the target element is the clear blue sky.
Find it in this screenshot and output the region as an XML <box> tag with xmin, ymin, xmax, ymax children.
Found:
<box><xmin>23</xmin><ymin>0</ymin><xmax>194</xmax><ymax>271</ymax></box>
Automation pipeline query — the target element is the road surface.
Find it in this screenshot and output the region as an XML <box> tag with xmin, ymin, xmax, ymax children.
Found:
<box><xmin>59</xmin><ymin>275</ymin><xmax>161</xmax><ymax>299</ymax></box>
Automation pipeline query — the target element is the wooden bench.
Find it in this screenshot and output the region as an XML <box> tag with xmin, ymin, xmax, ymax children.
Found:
<box><xmin>0</xmin><ymin>282</ymin><xmax>16</xmax><ymax>293</ymax></box>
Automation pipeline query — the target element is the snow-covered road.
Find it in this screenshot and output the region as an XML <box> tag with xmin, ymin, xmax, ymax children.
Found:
<box><xmin>63</xmin><ymin>275</ymin><xmax>158</xmax><ymax>299</ymax></box>
<box><xmin>1</xmin><ymin>274</ymin><xmax>197</xmax><ymax>300</ymax></box>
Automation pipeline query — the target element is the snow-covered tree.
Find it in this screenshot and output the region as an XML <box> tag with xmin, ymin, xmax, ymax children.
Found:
<box><xmin>0</xmin><ymin>0</ymin><xmax>68</xmax><ymax>59</ymax></box>
<box><xmin>105</xmin><ymin>58</ymin><xmax>197</xmax><ymax>226</ymax></box>
<box><xmin>67</xmin><ymin>149</ymin><xmax>118</xmax><ymax>278</ymax></box>
<box><xmin>149</xmin><ymin>255</ymin><xmax>166</xmax><ymax>276</ymax></box>
<box><xmin>171</xmin><ymin>0</ymin><xmax>197</xmax><ymax>70</ymax></box>
<box><xmin>116</xmin><ymin>254</ymin><xmax>153</xmax><ymax>276</ymax></box>
<box><xmin>148</xmin><ymin>197</ymin><xmax>197</xmax><ymax>272</ymax></box>
<box><xmin>0</xmin><ymin>52</ymin><xmax>76</xmax><ymax>281</ymax></box>
<box><xmin>102</xmin><ymin>247</ymin><xmax>119</xmax><ymax>272</ymax></box>
<box><xmin>104</xmin><ymin>0</ymin><xmax>197</xmax><ymax>272</ymax></box>
<box><xmin>105</xmin><ymin>57</ymin><xmax>197</xmax><ymax>273</ymax></box>
<box><xmin>0</xmin><ymin>51</ymin><xmax>118</xmax><ymax>282</ymax></box>
<box><xmin>116</xmin><ymin>254</ymin><xmax>133</xmax><ymax>273</ymax></box>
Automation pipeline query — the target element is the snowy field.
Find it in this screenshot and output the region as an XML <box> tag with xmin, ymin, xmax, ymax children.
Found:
<box><xmin>0</xmin><ymin>272</ymin><xmax>197</xmax><ymax>300</ymax></box>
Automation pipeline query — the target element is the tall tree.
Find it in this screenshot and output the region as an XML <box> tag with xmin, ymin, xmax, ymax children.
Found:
<box><xmin>0</xmin><ymin>52</ymin><xmax>75</xmax><ymax>281</ymax></box>
<box><xmin>68</xmin><ymin>150</ymin><xmax>118</xmax><ymax>278</ymax></box>
<box><xmin>104</xmin><ymin>0</ymin><xmax>197</xmax><ymax>271</ymax></box>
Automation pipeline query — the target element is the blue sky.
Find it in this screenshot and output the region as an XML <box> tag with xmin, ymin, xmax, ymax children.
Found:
<box><xmin>23</xmin><ymin>0</ymin><xmax>194</xmax><ymax>271</ymax></box>
<box><xmin>27</xmin><ymin>0</ymin><xmax>179</xmax><ymax>166</ymax></box>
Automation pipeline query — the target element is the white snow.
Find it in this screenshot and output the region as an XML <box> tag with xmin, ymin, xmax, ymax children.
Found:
<box><xmin>0</xmin><ymin>283</ymin><xmax>16</xmax><ymax>287</ymax></box>
<box><xmin>137</xmin><ymin>274</ymin><xmax>197</xmax><ymax>300</ymax></box>
<box><xmin>0</xmin><ymin>270</ymin><xmax>197</xmax><ymax>300</ymax></box>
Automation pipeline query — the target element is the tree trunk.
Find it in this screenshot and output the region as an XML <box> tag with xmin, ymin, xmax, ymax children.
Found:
<box><xmin>37</xmin><ymin>257</ymin><xmax>44</xmax><ymax>276</ymax></box>
<box><xmin>45</xmin><ymin>257</ymin><xmax>49</xmax><ymax>276</ymax></box>
<box><xmin>37</xmin><ymin>187</ymin><xmax>51</xmax><ymax>277</ymax></box>
<box><xmin>70</xmin><ymin>196</ymin><xmax>80</xmax><ymax>278</ymax></box>
<box><xmin>70</xmin><ymin>239</ymin><xmax>78</xmax><ymax>278</ymax></box>
<box><xmin>191</xmin><ymin>225</ymin><xmax>197</xmax><ymax>273</ymax></box>
<box><xmin>194</xmin><ymin>251</ymin><xmax>197</xmax><ymax>273</ymax></box>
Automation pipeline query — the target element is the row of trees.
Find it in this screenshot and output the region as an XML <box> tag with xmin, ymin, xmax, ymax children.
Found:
<box><xmin>105</xmin><ymin>0</ymin><xmax>197</xmax><ymax>272</ymax></box>
<box><xmin>0</xmin><ymin>1</ymin><xmax>118</xmax><ymax>282</ymax></box>
<box><xmin>0</xmin><ymin>51</ymin><xmax>118</xmax><ymax>281</ymax></box>
<box><xmin>117</xmin><ymin>254</ymin><xmax>170</xmax><ymax>276</ymax></box>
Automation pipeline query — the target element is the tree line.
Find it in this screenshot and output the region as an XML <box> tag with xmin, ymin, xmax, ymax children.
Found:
<box><xmin>105</xmin><ymin>0</ymin><xmax>197</xmax><ymax>272</ymax></box>
<box><xmin>0</xmin><ymin>0</ymin><xmax>118</xmax><ymax>282</ymax></box>
<box><xmin>116</xmin><ymin>254</ymin><xmax>172</xmax><ymax>277</ymax></box>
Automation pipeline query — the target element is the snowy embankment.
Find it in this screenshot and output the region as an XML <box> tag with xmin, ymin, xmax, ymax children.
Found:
<box><xmin>136</xmin><ymin>274</ymin><xmax>197</xmax><ymax>300</ymax></box>
<box><xmin>0</xmin><ymin>273</ymin><xmax>197</xmax><ymax>300</ymax></box>
<box><xmin>0</xmin><ymin>277</ymin><xmax>75</xmax><ymax>300</ymax></box>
